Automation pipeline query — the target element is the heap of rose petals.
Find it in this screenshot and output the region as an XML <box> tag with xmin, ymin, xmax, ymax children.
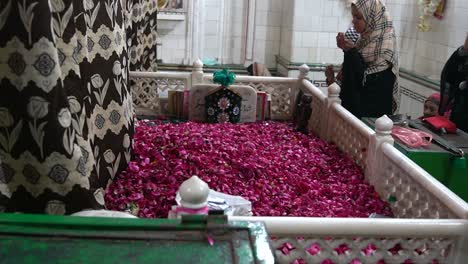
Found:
<box><xmin>105</xmin><ymin>121</ymin><xmax>393</xmax><ymax>218</ymax></box>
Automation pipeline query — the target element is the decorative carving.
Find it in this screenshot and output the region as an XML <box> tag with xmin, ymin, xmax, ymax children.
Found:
<box><xmin>327</xmin><ymin>105</ymin><xmax>371</xmax><ymax>169</ymax></box>
<box><xmin>237</xmin><ymin>81</ymin><xmax>295</xmax><ymax>120</ymax></box>
<box><xmin>131</xmin><ymin>76</ymin><xmax>187</xmax><ymax>116</ymax></box>
<box><xmin>271</xmin><ymin>236</ymin><xmax>454</xmax><ymax>263</ymax></box>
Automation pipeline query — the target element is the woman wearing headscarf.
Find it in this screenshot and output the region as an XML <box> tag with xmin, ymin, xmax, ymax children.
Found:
<box><xmin>331</xmin><ymin>0</ymin><xmax>399</xmax><ymax>119</ymax></box>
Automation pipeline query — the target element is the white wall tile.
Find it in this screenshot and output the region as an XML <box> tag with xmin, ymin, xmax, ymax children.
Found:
<box><xmin>317</xmin><ymin>32</ymin><xmax>330</xmax><ymax>48</ymax></box>
<box><xmin>321</xmin><ymin>17</ymin><xmax>339</xmax><ymax>33</ymax></box>
<box><xmin>293</xmin><ymin>32</ymin><xmax>303</xmax><ymax>47</ymax></box>
<box><xmin>291</xmin><ymin>48</ymin><xmax>308</xmax><ymax>62</ymax></box>
<box><xmin>268</xmin><ymin>27</ymin><xmax>281</xmax><ymax>41</ymax></box>
<box><xmin>305</xmin><ymin>16</ymin><xmax>322</xmax><ymax>32</ymax></box>
<box><xmin>268</xmin><ymin>12</ymin><xmax>282</xmax><ymax>27</ymax></box>
<box><xmin>271</xmin><ymin>0</ymin><xmax>282</xmax><ymax>12</ymax></box>
<box><xmin>205</xmin><ymin>23</ymin><xmax>219</xmax><ymax>35</ymax></box>
<box><xmin>204</xmin><ymin>0</ymin><xmax>220</xmax><ymax>7</ymax></box>
<box><xmin>320</xmin><ymin>0</ymin><xmax>333</xmax><ymax>17</ymax></box>
<box><xmin>158</xmin><ymin>0</ymin><xmax>466</xmax><ymax>80</ymax></box>
<box><xmin>256</xmin><ymin>10</ymin><xmax>269</xmax><ymax>26</ymax></box>
<box><xmin>205</xmin><ymin>7</ymin><xmax>220</xmax><ymax>20</ymax></box>
<box><xmin>204</xmin><ymin>36</ymin><xmax>218</xmax><ymax>49</ymax></box>
<box><xmin>255</xmin><ymin>26</ymin><xmax>267</xmax><ymax>41</ymax></box>
<box><xmin>256</xmin><ymin>0</ymin><xmax>269</xmax><ymax>11</ymax></box>
<box><xmin>302</xmin><ymin>32</ymin><xmax>318</xmax><ymax>47</ymax></box>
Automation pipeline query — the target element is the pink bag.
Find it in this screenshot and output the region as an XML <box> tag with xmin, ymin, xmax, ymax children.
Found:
<box><xmin>391</xmin><ymin>126</ymin><xmax>433</xmax><ymax>148</ymax></box>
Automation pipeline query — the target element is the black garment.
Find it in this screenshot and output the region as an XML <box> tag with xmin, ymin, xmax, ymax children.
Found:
<box><xmin>360</xmin><ymin>68</ymin><xmax>395</xmax><ymax>118</ymax></box>
<box><xmin>340</xmin><ymin>49</ymin><xmax>395</xmax><ymax>119</ymax></box>
<box><xmin>341</xmin><ymin>48</ymin><xmax>365</xmax><ymax>118</ymax></box>
<box><xmin>451</xmin><ymin>86</ymin><xmax>468</xmax><ymax>133</ymax></box>
<box><xmin>439</xmin><ymin>46</ymin><xmax>468</xmax><ymax>132</ymax></box>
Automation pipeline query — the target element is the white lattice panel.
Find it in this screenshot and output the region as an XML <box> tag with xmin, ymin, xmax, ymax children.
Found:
<box><xmin>302</xmin><ymin>80</ymin><xmax>327</xmax><ymax>138</ymax></box>
<box><xmin>378</xmin><ymin>143</ymin><xmax>464</xmax><ymax>219</ymax></box>
<box><xmin>130</xmin><ymin>76</ymin><xmax>187</xmax><ymax>116</ymax></box>
<box><xmin>236</xmin><ymin>81</ymin><xmax>295</xmax><ymax>120</ymax></box>
<box><xmin>270</xmin><ymin>236</ymin><xmax>455</xmax><ymax>264</ymax></box>
<box><xmin>131</xmin><ymin>76</ymin><xmax>160</xmax><ymax>115</ymax></box>
<box><xmin>327</xmin><ymin>104</ymin><xmax>373</xmax><ymax>169</ymax></box>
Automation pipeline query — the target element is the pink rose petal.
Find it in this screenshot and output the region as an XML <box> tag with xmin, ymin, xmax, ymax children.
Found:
<box><xmin>105</xmin><ymin>121</ymin><xmax>393</xmax><ymax>219</ymax></box>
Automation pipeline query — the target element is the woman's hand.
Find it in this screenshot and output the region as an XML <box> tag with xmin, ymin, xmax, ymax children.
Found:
<box><xmin>336</xmin><ymin>33</ymin><xmax>355</xmax><ymax>51</ymax></box>
<box><xmin>336</xmin><ymin>69</ymin><xmax>343</xmax><ymax>83</ymax></box>
<box><xmin>325</xmin><ymin>65</ymin><xmax>335</xmax><ymax>86</ymax></box>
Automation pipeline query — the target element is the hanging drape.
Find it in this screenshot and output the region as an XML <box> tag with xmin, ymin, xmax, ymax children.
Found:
<box><xmin>127</xmin><ymin>0</ymin><xmax>159</xmax><ymax>72</ymax></box>
<box><xmin>0</xmin><ymin>0</ymin><xmax>157</xmax><ymax>214</ymax></box>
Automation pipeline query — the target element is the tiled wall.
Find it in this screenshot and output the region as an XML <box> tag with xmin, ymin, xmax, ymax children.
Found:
<box><xmin>282</xmin><ymin>0</ymin><xmax>468</xmax><ymax>80</ymax></box>
<box><xmin>159</xmin><ymin>0</ymin><xmax>467</xmax><ymax>73</ymax></box>
<box><xmin>386</xmin><ymin>0</ymin><xmax>468</xmax><ymax>81</ymax></box>
<box><xmin>158</xmin><ymin>16</ymin><xmax>187</xmax><ymax>64</ymax></box>
<box><xmin>398</xmin><ymin>77</ymin><xmax>438</xmax><ymax>119</ymax></box>
<box><xmin>279</xmin><ymin>0</ymin><xmax>353</xmax><ymax>65</ymax></box>
<box><xmin>252</xmin><ymin>0</ymin><xmax>282</xmax><ymax>67</ymax></box>
<box><xmin>202</xmin><ymin>0</ymin><xmax>223</xmax><ymax>61</ymax></box>
<box><xmin>158</xmin><ymin>0</ymin><xmax>283</xmax><ymax>67</ymax></box>
<box><xmin>220</xmin><ymin>1</ymin><xmax>245</xmax><ymax>65</ymax></box>
<box><xmin>279</xmin><ymin>0</ymin><xmax>293</xmax><ymax>62</ymax></box>
<box><xmin>279</xmin><ymin>0</ymin><xmax>467</xmax><ymax>118</ymax></box>
<box><xmin>158</xmin><ymin>0</ymin><xmax>230</xmax><ymax>65</ymax></box>
<box><xmin>386</xmin><ymin>0</ymin><xmax>467</xmax><ymax>117</ymax></box>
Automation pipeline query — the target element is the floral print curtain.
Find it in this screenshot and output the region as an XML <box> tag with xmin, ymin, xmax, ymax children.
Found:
<box><xmin>128</xmin><ymin>0</ymin><xmax>158</xmax><ymax>72</ymax></box>
<box><xmin>0</xmin><ymin>0</ymin><xmax>157</xmax><ymax>214</ymax></box>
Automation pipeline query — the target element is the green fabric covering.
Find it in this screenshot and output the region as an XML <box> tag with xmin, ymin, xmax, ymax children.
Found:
<box><xmin>213</xmin><ymin>69</ymin><xmax>236</xmax><ymax>88</ymax></box>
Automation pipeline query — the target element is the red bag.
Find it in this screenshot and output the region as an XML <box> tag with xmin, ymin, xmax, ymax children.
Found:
<box><xmin>423</xmin><ymin>116</ymin><xmax>457</xmax><ymax>134</ymax></box>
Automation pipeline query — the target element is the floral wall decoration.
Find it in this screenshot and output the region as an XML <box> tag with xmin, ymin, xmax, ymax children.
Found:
<box><xmin>418</xmin><ymin>0</ymin><xmax>446</xmax><ymax>32</ymax></box>
<box><xmin>158</xmin><ymin>0</ymin><xmax>184</xmax><ymax>12</ymax></box>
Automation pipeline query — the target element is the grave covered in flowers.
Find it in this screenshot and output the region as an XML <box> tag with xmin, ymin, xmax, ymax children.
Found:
<box><xmin>105</xmin><ymin>120</ymin><xmax>392</xmax><ymax>218</ymax></box>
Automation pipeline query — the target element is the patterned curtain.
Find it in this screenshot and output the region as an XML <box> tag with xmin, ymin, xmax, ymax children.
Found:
<box><xmin>127</xmin><ymin>0</ymin><xmax>158</xmax><ymax>72</ymax></box>
<box><xmin>0</xmin><ymin>0</ymin><xmax>157</xmax><ymax>214</ymax></box>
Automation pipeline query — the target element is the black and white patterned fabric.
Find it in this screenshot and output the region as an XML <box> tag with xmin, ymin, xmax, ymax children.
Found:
<box><xmin>344</xmin><ymin>26</ymin><xmax>360</xmax><ymax>44</ymax></box>
<box><xmin>127</xmin><ymin>0</ymin><xmax>158</xmax><ymax>71</ymax></box>
<box><xmin>0</xmin><ymin>0</ymin><xmax>157</xmax><ymax>214</ymax></box>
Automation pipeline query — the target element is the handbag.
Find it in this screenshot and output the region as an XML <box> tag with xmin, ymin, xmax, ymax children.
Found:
<box><xmin>422</xmin><ymin>116</ymin><xmax>457</xmax><ymax>134</ymax></box>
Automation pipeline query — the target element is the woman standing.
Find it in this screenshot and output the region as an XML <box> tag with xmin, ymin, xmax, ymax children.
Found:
<box><xmin>330</xmin><ymin>0</ymin><xmax>399</xmax><ymax>119</ymax></box>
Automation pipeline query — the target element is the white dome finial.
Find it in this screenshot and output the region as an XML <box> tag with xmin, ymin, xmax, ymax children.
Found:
<box><xmin>375</xmin><ymin>115</ymin><xmax>393</xmax><ymax>135</ymax></box>
<box><xmin>193</xmin><ymin>58</ymin><xmax>203</xmax><ymax>70</ymax></box>
<box><xmin>178</xmin><ymin>175</ymin><xmax>210</xmax><ymax>209</ymax></box>
<box><xmin>328</xmin><ymin>82</ymin><xmax>341</xmax><ymax>97</ymax></box>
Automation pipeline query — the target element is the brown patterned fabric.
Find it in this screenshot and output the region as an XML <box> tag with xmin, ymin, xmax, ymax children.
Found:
<box><xmin>0</xmin><ymin>0</ymin><xmax>157</xmax><ymax>214</ymax></box>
